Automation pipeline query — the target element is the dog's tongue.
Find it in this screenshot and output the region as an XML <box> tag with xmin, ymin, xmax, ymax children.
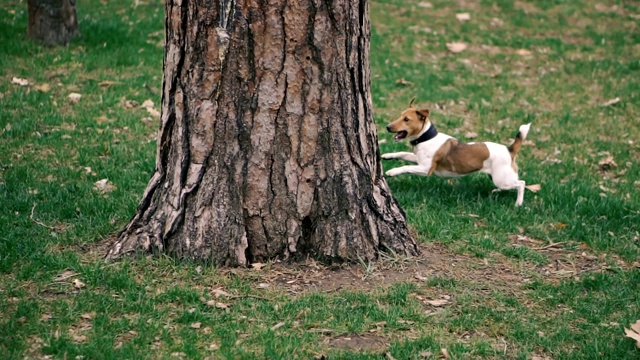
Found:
<box><xmin>394</xmin><ymin>131</ymin><xmax>407</xmax><ymax>141</ymax></box>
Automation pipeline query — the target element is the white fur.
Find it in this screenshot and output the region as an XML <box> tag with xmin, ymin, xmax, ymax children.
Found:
<box><xmin>383</xmin><ymin>123</ymin><xmax>531</xmax><ymax>206</ymax></box>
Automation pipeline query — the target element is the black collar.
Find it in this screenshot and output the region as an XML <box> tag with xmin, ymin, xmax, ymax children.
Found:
<box><xmin>410</xmin><ymin>124</ymin><xmax>438</xmax><ymax>146</ymax></box>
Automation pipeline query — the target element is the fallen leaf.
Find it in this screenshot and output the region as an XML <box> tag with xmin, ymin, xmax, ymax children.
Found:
<box><xmin>417</xmin><ymin>2</ymin><xmax>433</xmax><ymax>8</ymax></box>
<box><xmin>80</xmin><ymin>312</ymin><xmax>95</xmax><ymax>320</ymax></box>
<box><xmin>257</xmin><ymin>283</ymin><xmax>270</xmax><ymax>289</ymax></box>
<box><xmin>210</xmin><ymin>288</ymin><xmax>231</xmax><ymax>298</ymax></box>
<box><xmin>425</xmin><ymin>299</ymin><xmax>449</xmax><ymax>307</ymax></box>
<box><xmin>190</xmin><ymin>322</ymin><xmax>201</xmax><ymax>329</ymax></box>
<box><xmin>419</xmin><ymin>351</ymin><xmax>432</xmax><ymax>358</ymax></box>
<box><xmin>93</xmin><ymin>179</ymin><xmax>116</xmax><ymax>193</ymax></box>
<box><xmin>270</xmin><ymin>322</ymin><xmax>285</xmax><ymax>331</ymax></box>
<box><xmin>11</xmin><ymin>77</ymin><xmax>29</xmax><ymax>86</ymax></box>
<box><xmin>121</xmin><ymin>98</ymin><xmax>139</xmax><ymax>109</ymax></box>
<box><xmin>526</xmin><ymin>184</ymin><xmax>542</xmax><ymax>192</ymax></box>
<box><xmin>602</xmin><ymin>97</ymin><xmax>621</xmax><ymax>106</ymax></box>
<box><xmin>395</xmin><ymin>78</ymin><xmax>414</xmax><ymax>86</ymax></box>
<box><xmin>490</xmin><ymin>17</ymin><xmax>504</xmax><ymax>27</ymax></box>
<box><xmin>624</xmin><ymin>319</ymin><xmax>640</xmax><ymax>349</ymax></box>
<box><xmin>68</xmin><ymin>93</ymin><xmax>82</xmax><ymax>104</ymax></box>
<box><xmin>598</xmin><ymin>156</ymin><xmax>617</xmax><ymax>171</ymax></box>
<box><xmin>141</xmin><ymin>99</ymin><xmax>154</xmax><ymax>108</ymax></box>
<box><xmin>53</xmin><ymin>270</ymin><xmax>78</xmax><ymax>281</ymax></box>
<box><xmin>456</xmin><ymin>13</ymin><xmax>471</xmax><ymax>22</ymax></box>
<box><xmin>516</xmin><ymin>49</ymin><xmax>532</xmax><ymax>56</ymax></box>
<box><xmin>251</xmin><ymin>262</ymin><xmax>264</xmax><ymax>270</ymax></box>
<box><xmin>72</xmin><ymin>333</ymin><xmax>87</xmax><ymax>343</ymax></box>
<box><xmin>296</xmin><ymin>308</ymin><xmax>311</xmax><ymax>320</ymax></box>
<box><xmin>209</xmin><ymin>343</ymin><xmax>219</xmax><ymax>350</ymax></box>
<box><xmin>553</xmin><ymin>222</ymin><xmax>568</xmax><ymax>229</ymax></box>
<box><xmin>34</xmin><ymin>83</ymin><xmax>51</xmax><ymax>92</ymax></box>
<box><xmin>441</xmin><ymin>348</ymin><xmax>450</xmax><ymax>359</ymax></box>
<box><xmin>41</xmin><ymin>313</ymin><xmax>53</xmax><ymax>322</ymax></box>
<box><xmin>72</xmin><ymin>278</ymin><xmax>85</xmax><ymax>289</ymax></box>
<box><xmin>446</xmin><ymin>42</ymin><xmax>467</xmax><ymax>53</ymax></box>
<box><xmin>414</xmin><ymin>273</ymin><xmax>428</xmax><ymax>281</ymax></box>
<box><xmin>464</xmin><ymin>131</ymin><xmax>477</xmax><ymax>139</ymax></box>
<box><xmin>98</xmin><ymin>80</ymin><xmax>118</xmax><ymax>87</ymax></box>
<box><xmin>146</xmin><ymin>107</ymin><xmax>160</xmax><ymax>118</ymax></box>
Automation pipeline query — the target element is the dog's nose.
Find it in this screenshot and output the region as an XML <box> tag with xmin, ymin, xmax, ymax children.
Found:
<box><xmin>386</xmin><ymin>125</ymin><xmax>392</xmax><ymax>132</ymax></box>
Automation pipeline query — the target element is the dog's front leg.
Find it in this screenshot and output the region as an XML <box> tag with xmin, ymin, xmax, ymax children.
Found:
<box><xmin>381</xmin><ymin>152</ymin><xmax>418</xmax><ymax>163</ymax></box>
<box><xmin>385</xmin><ymin>165</ymin><xmax>430</xmax><ymax>177</ymax></box>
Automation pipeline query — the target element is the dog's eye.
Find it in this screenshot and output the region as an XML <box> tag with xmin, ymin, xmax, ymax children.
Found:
<box><xmin>403</xmin><ymin>117</ymin><xmax>409</xmax><ymax>122</ymax></box>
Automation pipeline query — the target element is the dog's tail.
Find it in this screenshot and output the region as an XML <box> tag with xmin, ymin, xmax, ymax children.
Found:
<box><xmin>508</xmin><ymin>123</ymin><xmax>531</xmax><ymax>159</ymax></box>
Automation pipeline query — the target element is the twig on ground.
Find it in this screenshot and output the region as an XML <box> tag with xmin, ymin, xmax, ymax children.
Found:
<box><xmin>534</xmin><ymin>242</ymin><xmax>565</xmax><ymax>250</ymax></box>
<box><xmin>30</xmin><ymin>203</ymin><xmax>58</xmax><ymax>230</ymax></box>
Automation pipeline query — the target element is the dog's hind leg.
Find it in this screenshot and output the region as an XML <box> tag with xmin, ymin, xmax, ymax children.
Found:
<box><xmin>492</xmin><ymin>172</ymin><xmax>526</xmax><ymax>206</ymax></box>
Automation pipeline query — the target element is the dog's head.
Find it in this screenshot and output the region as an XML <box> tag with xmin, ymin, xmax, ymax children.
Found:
<box><xmin>385</xmin><ymin>97</ymin><xmax>430</xmax><ymax>142</ymax></box>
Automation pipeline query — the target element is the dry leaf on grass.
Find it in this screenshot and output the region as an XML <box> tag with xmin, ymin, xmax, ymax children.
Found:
<box><xmin>602</xmin><ymin>97</ymin><xmax>620</xmax><ymax>106</ymax></box>
<box><xmin>251</xmin><ymin>262</ymin><xmax>264</xmax><ymax>270</ymax></box>
<box><xmin>491</xmin><ymin>17</ymin><xmax>504</xmax><ymax>27</ymax></box>
<box><xmin>464</xmin><ymin>131</ymin><xmax>477</xmax><ymax>139</ymax></box>
<box><xmin>190</xmin><ymin>322</ymin><xmax>201</xmax><ymax>329</ymax></box>
<box><xmin>54</xmin><ymin>270</ymin><xmax>78</xmax><ymax>282</ymax></box>
<box><xmin>141</xmin><ymin>99</ymin><xmax>161</xmax><ymax>118</ymax></box>
<box><xmin>425</xmin><ymin>299</ymin><xmax>449</xmax><ymax>307</ymax></box>
<box><xmin>526</xmin><ymin>184</ymin><xmax>542</xmax><ymax>192</ymax></box>
<box><xmin>68</xmin><ymin>93</ymin><xmax>82</xmax><ymax>104</ymax></box>
<box><xmin>446</xmin><ymin>42</ymin><xmax>467</xmax><ymax>53</ymax></box>
<box><xmin>257</xmin><ymin>283</ymin><xmax>270</xmax><ymax>289</ymax></box>
<box><xmin>417</xmin><ymin>2</ymin><xmax>433</xmax><ymax>8</ymax></box>
<box><xmin>11</xmin><ymin>77</ymin><xmax>29</xmax><ymax>86</ymax></box>
<box><xmin>34</xmin><ymin>83</ymin><xmax>51</xmax><ymax>92</ymax></box>
<box><xmin>441</xmin><ymin>348</ymin><xmax>450</xmax><ymax>359</ymax></box>
<box><xmin>456</xmin><ymin>13</ymin><xmax>471</xmax><ymax>21</ymax></box>
<box><xmin>516</xmin><ymin>49</ymin><xmax>532</xmax><ymax>56</ymax></box>
<box><xmin>395</xmin><ymin>78</ymin><xmax>414</xmax><ymax>86</ymax></box>
<box><xmin>598</xmin><ymin>156</ymin><xmax>617</xmax><ymax>171</ymax></box>
<box><xmin>210</xmin><ymin>288</ymin><xmax>231</xmax><ymax>298</ymax></box>
<box><xmin>414</xmin><ymin>273</ymin><xmax>428</xmax><ymax>281</ymax></box>
<box><xmin>94</xmin><ymin>179</ymin><xmax>116</xmax><ymax>193</ymax></box>
<box><xmin>73</xmin><ymin>278</ymin><xmax>85</xmax><ymax>289</ymax></box>
<box><xmin>270</xmin><ymin>322</ymin><xmax>285</xmax><ymax>331</ymax></box>
<box><xmin>98</xmin><ymin>80</ymin><xmax>118</xmax><ymax>87</ymax></box>
<box><xmin>624</xmin><ymin>319</ymin><xmax>640</xmax><ymax>349</ymax></box>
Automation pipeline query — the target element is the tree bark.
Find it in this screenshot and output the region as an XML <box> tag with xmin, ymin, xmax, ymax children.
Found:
<box><xmin>28</xmin><ymin>0</ymin><xmax>79</xmax><ymax>46</ymax></box>
<box><xmin>106</xmin><ymin>0</ymin><xmax>419</xmax><ymax>266</ymax></box>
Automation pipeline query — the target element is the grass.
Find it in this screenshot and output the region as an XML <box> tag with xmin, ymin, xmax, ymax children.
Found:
<box><xmin>1</xmin><ymin>0</ymin><xmax>640</xmax><ymax>358</ymax></box>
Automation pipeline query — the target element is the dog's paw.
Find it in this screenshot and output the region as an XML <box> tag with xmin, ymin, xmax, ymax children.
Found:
<box><xmin>385</xmin><ymin>168</ymin><xmax>401</xmax><ymax>177</ymax></box>
<box><xmin>381</xmin><ymin>153</ymin><xmax>394</xmax><ymax>160</ymax></box>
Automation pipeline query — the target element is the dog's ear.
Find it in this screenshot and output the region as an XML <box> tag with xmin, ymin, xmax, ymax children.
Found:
<box><xmin>416</xmin><ymin>108</ymin><xmax>430</xmax><ymax>121</ymax></box>
<box><xmin>409</xmin><ymin>97</ymin><xmax>417</xmax><ymax>108</ymax></box>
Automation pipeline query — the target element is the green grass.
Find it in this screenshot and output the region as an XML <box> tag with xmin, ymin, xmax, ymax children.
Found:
<box><xmin>1</xmin><ymin>0</ymin><xmax>640</xmax><ymax>358</ymax></box>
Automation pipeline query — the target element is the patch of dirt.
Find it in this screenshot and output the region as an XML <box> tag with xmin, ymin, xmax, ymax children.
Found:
<box><xmin>81</xmin><ymin>233</ymin><xmax>637</xmax><ymax>295</ymax></box>
<box><xmin>509</xmin><ymin>234</ymin><xmax>638</xmax><ymax>284</ymax></box>
<box><xmin>327</xmin><ymin>334</ymin><xmax>389</xmax><ymax>352</ymax></box>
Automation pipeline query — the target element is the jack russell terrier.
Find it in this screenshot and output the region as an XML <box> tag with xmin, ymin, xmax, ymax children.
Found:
<box><xmin>382</xmin><ymin>99</ymin><xmax>531</xmax><ymax>206</ymax></box>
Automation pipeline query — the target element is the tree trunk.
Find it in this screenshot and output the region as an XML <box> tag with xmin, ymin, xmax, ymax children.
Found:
<box><xmin>106</xmin><ymin>0</ymin><xmax>419</xmax><ymax>266</ymax></box>
<box><xmin>28</xmin><ymin>0</ymin><xmax>79</xmax><ymax>46</ymax></box>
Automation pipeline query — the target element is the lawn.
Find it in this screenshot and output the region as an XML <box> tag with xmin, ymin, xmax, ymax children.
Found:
<box><xmin>1</xmin><ymin>0</ymin><xmax>639</xmax><ymax>359</ymax></box>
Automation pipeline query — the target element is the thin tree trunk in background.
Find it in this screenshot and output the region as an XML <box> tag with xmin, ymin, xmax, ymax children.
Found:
<box><xmin>106</xmin><ymin>0</ymin><xmax>419</xmax><ymax>266</ymax></box>
<box><xmin>28</xmin><ymin>0</ymin><xmax>78</xmax><ymax>46</ymax></box>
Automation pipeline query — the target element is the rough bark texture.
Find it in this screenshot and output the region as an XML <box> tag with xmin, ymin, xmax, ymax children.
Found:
<box><xmin>106</xmin><ymin>0</ymin><xmax>419</xmax><ymax>266</ymax></box>
<box><xmin>28</xmin><ymin>0</ymin><xmax>78</xmax><ymax>46</ymax></box>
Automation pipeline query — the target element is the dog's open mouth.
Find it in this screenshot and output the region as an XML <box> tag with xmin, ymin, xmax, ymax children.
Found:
<box><xmin>394</xmin><ymin>131</ymin><xmax>408</xmax><ymax>141</ymax></box>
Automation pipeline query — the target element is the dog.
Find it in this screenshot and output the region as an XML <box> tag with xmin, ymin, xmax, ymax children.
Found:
<box><xmin>382</xmin><ymin>98</ymin><xmax>531</xmax><ymax>206</ymax></box>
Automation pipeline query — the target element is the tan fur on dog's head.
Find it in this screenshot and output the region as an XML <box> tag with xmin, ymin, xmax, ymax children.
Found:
<box><xmin>386</xmin><ymin>98</ymin><xmax>430</xmax><ymax>141</ymax></box>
